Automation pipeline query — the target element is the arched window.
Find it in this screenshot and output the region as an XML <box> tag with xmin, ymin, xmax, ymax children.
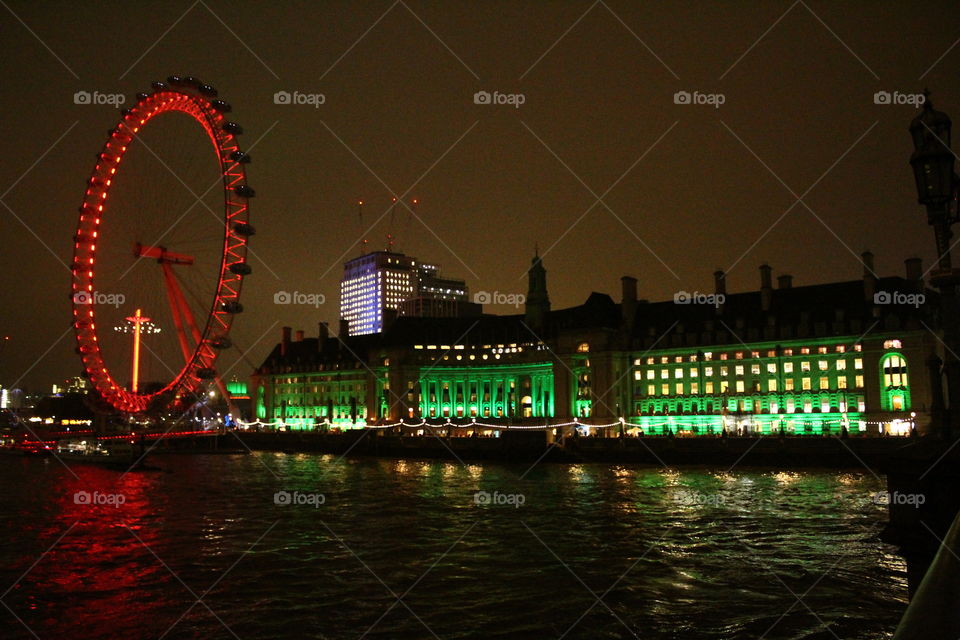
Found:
<box><xmin>880</xmin><ymin>353</ymin><xmax>910</xmax><ymax>411</ymax></box>
<box><xmin>883</xmin><ymin>355</ymin><xmax>908</xmax><ymax>387</ymax></box>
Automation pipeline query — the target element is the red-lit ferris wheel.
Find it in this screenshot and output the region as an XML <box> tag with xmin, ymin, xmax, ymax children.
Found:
<box><xmin>71</xmin><ymin>76</ymin><xmax>255</xmax><ymax>415</ymax></box>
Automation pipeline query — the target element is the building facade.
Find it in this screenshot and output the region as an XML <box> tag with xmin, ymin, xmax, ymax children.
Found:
<box><xmin>339</xmin><ymin>251</ymin><xmax>470</xmax><ymax>336</ymax></box>
<box><xmin>255</xmin><ymin>253</ymin><xmax>939</xmax><ymax>436</ymax></box>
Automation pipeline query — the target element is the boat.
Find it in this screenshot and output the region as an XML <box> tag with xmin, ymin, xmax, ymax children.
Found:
<box><xmin>56</xmin><ymin>436</ymin><xmax>146</xmax><ymax>469</ymax></box>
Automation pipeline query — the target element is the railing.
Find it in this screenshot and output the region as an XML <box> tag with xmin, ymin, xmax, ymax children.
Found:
<box><xmin>893</xmin><ymin>506</ymin><xmax>960</xmax><ymax>638</ymax></box>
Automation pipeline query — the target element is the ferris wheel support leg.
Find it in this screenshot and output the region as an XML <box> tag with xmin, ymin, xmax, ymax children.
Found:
<box><xmin>161</xmin><ymin>263</ymin><xmax>194</xmax><ymax>365</ymax></box>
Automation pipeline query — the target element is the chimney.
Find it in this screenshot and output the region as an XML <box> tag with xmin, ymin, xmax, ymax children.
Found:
<box><xmin>714</xmin><ymin>269</ymin><xmax>726</xmax><ymax>296</ymax></box>
<box><xmin>281</xmin><ymin>326</ymin><xmax>292</xmax><ymax>357</ymax></box>
<box><xmin>621</xmin><ymin>276</ymin><xmax>638</xmax><ymax>328</ymax></box>
<box><xmin>905</xmin><ymin>257</ymin><xmax>923</xmax><ymax>288</ymax></box>
<box><xmin>319</xmin><ymin>321</ymin><xmax>329</xmax><ymax>342</ymax></box>
<box><xmin>759</xmin><ymin>264</ymin><xmax>773</xmax><ymax>312</ymax></box>
<box><xmin>862</xmin><ymin>250</ymin><xmax>877</xmax><ymax>302</ymax></box>
<box><xmin>295</xmin><ymin>329</ymin><xmax>304</xmax><ymax>342</ymax></box>
<box><xmin>777</xmin><ymin>274</ymin><xmax>793</xmax><ymax>289</ymax></box>
<box><xmin>338</xmin><ymin>318</ymin><xmax>350</xmax><ymax>338</ymax></box>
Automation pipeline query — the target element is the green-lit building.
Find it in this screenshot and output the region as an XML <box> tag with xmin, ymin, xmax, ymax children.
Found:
<box><xmin>251</xmin><ymin>252</ymin><xmax>939</xmax><ymax>436</ymax></box>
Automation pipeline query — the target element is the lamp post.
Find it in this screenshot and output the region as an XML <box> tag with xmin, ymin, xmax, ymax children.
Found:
<box><xmin>909</xmin><ymin>91</ymin><xmax>960</xmax><ymax>438</ymax></box>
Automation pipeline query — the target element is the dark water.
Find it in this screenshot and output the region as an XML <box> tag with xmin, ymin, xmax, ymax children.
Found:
<box><xmin>0</xmin><ymin>454</ymin><xmax>907</xmax><ymax>639</ymax></box>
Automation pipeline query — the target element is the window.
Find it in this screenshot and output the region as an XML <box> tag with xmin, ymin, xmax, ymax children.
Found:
<box><xmin>735</xmin><ymin>365</ymin><xmax>744</xmax><ymax>376</ymax></box>
<box><xmin>802</xmin><ymin>377</ymin><xmax>812</xmax><ymax>390</ymax></box>
<box><xmin>784</xmin><ymin>362</ymin><xmax>794</xmax><ymax>373</ymax></box>
<box><xmin>883</xmin><ymin>355</ymin><xmax>908</xmax><ymax>387</ymax></box>
<box><xmin>752</xmin><ymin>364</ymin><xmax>761</xmax><ymax>375</ymax></box>
<box><xmin>767</xmin><ymin>350</ymin><xmax>777</xmax><ymax>357</ymax></box>
<box><xmin>660</xmin><ymin>356</ymin><xmax>669</xmax><ymax>364</ymax></box>
<box><xmin>838</xmin><ymin>377</ymin><xmax>848</xmax><ymax>389</ymax></box>
<box><xmin>884</xmin><ymin>339</ymin><xmax>903</xmax><ymax>349</ymax></box>
<box><xmin>785</xmin><ymin>379</ymin><xmax>795</xmax><ymax>390</ymax></box>
<box><xmin>818</xmin><ymin>360</ymin><xmax>829</xmax><ymax>371</ymax></box>
<box><xmin>855</xmin><ymin>375</ymin><xmax>864</xmax><ymax>388</ymax></box>
<box><xmin>704</xmin><ymin>352</ymin><xmax>713</xmax><ymax>361</ymax></box>
<box><xmin>836</xmin><ymin>360</ymin><xmax>847</xmax><ymax>370</ymax></box>
<box><xmin>646</xmin><ymin>357</ymin><xmax>654</xmax><ymax>365</ymax></box>
<box><xmin>803</xmin><ymin>400</ymin><xmax>812</xmax><ymax>413</ymax></box>
<box><xmin>801</xmin><ymin>347</ymin><xmax>810</xmax><ymax>355</ymax></box>
<box><xmin>786</xmin><ymin>399</ymin><xmax>795</xmax><ymax>413</ymax></box>
<box><xmin>577</xmin><ymin>342</ymin><xmax>590</xmax><ymax>352</ymax></box>
<box><xmin>720</xmin><ymin>353</ymin><xmax>728</xmax><ymax>361</ymax></box>
<box><xmin>675</xmin><ymin>356</ymin><xmax>683</xmax><ymax>363</ymax></box>
<box><xmin>647</xmin><ymin>384</ymin><xmax>656</xmax><ymax>396</ymax></box>
<box><xmin>634</xmin><ymin>371</ymin><xmax>643</xmax><ymax>381</ymax></box>
<box><xmin>854</xmin><ymin>358</ymin><xmax>863</xmax><ymax>370</ymax></box>
<box><xmin>751</xmin><ymin>351</ymin><xmax>760</xmax><ymax>358</ymax></box>
<box><xmin>784</xmin><ymin>349</ymin><xmax>794</xmax><ymax>356</ymax></box>
<box><xmin>661</xmin><ymin>384</ymin><xmax>669</xmax><ymax>395</ymax></box>
<box><xmin>689</xmin><ymin>368</ymin><xmax>698</xmax><ymax>377</ymax></box>
<box><xmin>854</xmin><ymin>344</ymin><xmax>862</xmax><ymax>352</ymax></box>
<box><xmin>818</xmin><ymin>346</ymin><xmax>828</xmax><ymax>354</ymax></box>
<box><xmin>646</xmin><ymin>370</ymin><xmax>655</xmax><ymax>380</ymax></box>
<box><xmin>768</xmin><ymin>379</ymin><xmax>778</xmax><ymax>392</ymax></box>
<box><xmin>735</xmin><ymin>380</ymin><xmax>745</xmax><ymax>392</ymax></box>
<box><xmin>858</xmin><ymin>396</ymin><xmax>866</xmax><ymax>411</ymax></box>
<box><xmin>705</xmin><ymin>381</ymin><xmax>714</xmax><ymax>393</ymax></box>
<box><xmin>735</xmin><ymin>352</ymin><xmax>744</xmax><ymax>360</ymax></box>
<box><xmin>801</xmin><ymin>361</ymin><xmax>811</xmax><ymax>372</ymax></box>
<box><xmin>675</xmin><ymin>383</ymin><xmax>684</xmax><ymax>395</ymax></box>
<box><xmin>705</xmin><ymin>366</ymin><xmax>714</xmax><ymax>376</ymax></box>
<box><xmin>661</xmin><ymin>370</ymin><xmax>669</xmax><ymax>379</ymax></box>
<box><xmin>819</xmin><ymin>376</ymin><xmax>829</xmax><ymax>390</ymax></box>
<box><xmin>691</xmin><ymin>382</ymin><xmax>699</xmax><ymax>394</ymax></box>
<box><xmin>690</xmin><ymin>354</ymin><xmax>699</xmax><ymax>362</ymax></box>
<box><xmin>836</xmin><ymin>345</ymin><xmax>846</xmax><ymax>353</ymax></box>
<box><xmin>720</xmin><ymin>366</ymin><xmax>729</xmax><ymax>376</ymax></box>
<box><xmin>675</xmin><ymin>369</ymin><xmax>684</xmax><ymax>379</ymax></box>
<box><xmin>720</xmin><ymin>381</ymin><xmax>729</xmax><ymax>393</ymax></box>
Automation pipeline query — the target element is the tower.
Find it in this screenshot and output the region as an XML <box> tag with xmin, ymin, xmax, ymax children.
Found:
<box><xmin>525</xmin><ymin>248</ymin><xmax>550</xmax><ymax>333</ymax></box>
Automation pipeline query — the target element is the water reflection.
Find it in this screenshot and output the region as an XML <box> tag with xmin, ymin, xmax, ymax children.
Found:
<box><xmin>0</xmin><ymin>456</ymin><xmax>906</xmax><ymax>640</ymax></box>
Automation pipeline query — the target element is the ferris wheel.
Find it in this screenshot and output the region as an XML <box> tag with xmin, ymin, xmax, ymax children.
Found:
<box><xmin>71</xmin><ymin>75</ymin><xmax>255</xmax><ymax>415</ymax></box>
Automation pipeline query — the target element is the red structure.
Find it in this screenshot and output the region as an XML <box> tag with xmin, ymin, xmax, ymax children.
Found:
<box><xmin>71</xmin><ymin>76</ymin><xmax>254</xmax><ymax>414</ymax></box>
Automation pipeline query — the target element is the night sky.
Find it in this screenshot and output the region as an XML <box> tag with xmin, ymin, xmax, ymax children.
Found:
<box><xmin>0</xmin><ymin>0</ymin><xmax>957</xmax><ymax>391</ymax></box>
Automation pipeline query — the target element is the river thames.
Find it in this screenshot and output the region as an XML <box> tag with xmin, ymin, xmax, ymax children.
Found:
<box><xmin>0</xmin><ymin>454</ymin><xmax>907</xmax><ymax>639</ymax></box>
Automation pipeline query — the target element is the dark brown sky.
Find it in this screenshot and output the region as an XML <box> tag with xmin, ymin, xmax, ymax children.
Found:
<box><xmin>1</xmin><ymin>0</ymin><xmax>957</xmax><ymax>391</ymax></box>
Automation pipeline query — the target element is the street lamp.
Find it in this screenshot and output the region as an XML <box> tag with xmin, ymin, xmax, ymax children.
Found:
<box><xmin>909</xmin><ymin>92</ymin><xmax>960</xmax><ymax>438</ymax></box>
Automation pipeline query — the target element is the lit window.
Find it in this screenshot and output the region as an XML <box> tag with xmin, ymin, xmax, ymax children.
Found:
<box><xmin>854</xmin><ymin>358</ymin><xmax>863</xmax><ymax>370</ymax></box>
<box><xmin>675</xmin><ymin>369</ymin><xmax>683</xmax><ymax>379</ymax></box>
<box><xmin>634</xmin><ymin>371</ymin><xmax>643</xmax><ymax>381</ymax></box>
<box><xmin>705</xmin><ymin>382</ymin><xmax>714</xmax><ymax>393</ymax></box>
<box><xmin>646</xmin><ymin>370</ymin><xmax>655</xmax><ymax>380</ymax></box>
<box><xmin>675</xmin><ymin>356</ymin><xmax>683</xmax><ymax>363</ymax></box>
<box><xmin>689</xmin><ymin>368</ymin><xmax>698</xmax><ymax>377</ymax></box>
<box><xmin>818</xmin><ymin>360</ymin><xmax>829</xmax><ymax>371</ymax></box>
<box><xmin>735</xmin><ymin>352</ymin><xmax>744</xmax><ymax>360</ymax></box>
<box><xmin>854</xmin><ymin>344</ymin><xmax>862</xmax><ymax>352</ymax></box>
<box><xmin>768</xmin><ymin>379</ymin><xmax>777</xmax><ymax>391</ymax></box>
<box><xmin>836</xmin><ymin>360</ymin><xmax>847</xmax><ymax>370</ymax></box>
<box><xmin>751</xmin><ymin>364</ymin><xmax>761</xmax><ymax>375</ymax></box>
<box><xmin>720</xmin><ymin>353</ymin><xmax>728</xmax><ymax>360</ymax></box>
<box><xmin>784</xmin><ymin>349</ymin><xmax>793</xmax><ymax>356</ymax></box>
<box><xmin>690</xmin><ymin>382</ymin><xmax>699</xmax><ymax>394</ymax></box>
<box><xmin>735</xmin><ymin>365</ymin><xmax>744</xmax><ymax>376</ymax></box>
<box><xmin>661</xmin><ymin>370</ymin><xmax>669</xmax><ymax>379</ymax></box>
<box><xmin>837</xmin><ymin>345</ymin><xmax>846</xmax><ymax>353</ymax></box>
<box><xmin>801</xmin><ymin>347</ymin><xmax>810</xmax><ymax>354</ymax></box>
<box><xmin>705</xmin><ymin>366</ymin><xmax>714</xmax><ymax>376</ymax></box>
<box><xmin>767</xmin><ymin>350</ymin><xmax>777</xmax><ymax>357</ymax></box>
<box><xmin>784</xmin><ymin>362</ymin><xmax>794</xmax><ymax>373</ymax></box>
<box><xmin>767</xmin><ymin>363</ymin><xmax>777</xmax><ymax>373</ymax></box>
<box><xmin>802</xmin><ymin>377</ymin><xmax>811</xmax><ymax>390</ymax></box>
<box><xmin>855</xmin><ymin>375</ymin><xmax>865</xmax><ymax>388</ymax></box>
<box><xmin>818</xmin><ymin>346</ymin><xmax>828</xmax><ymax>354</ymax></box>
<box><xmin>647</xmin><ymin>384</ymin><xmax>656</xmax><ymax>396</ymax></box>
<box><xmin>661</xmin><ymin>384</ymin><xmax>669</xmax><ymax>395</ymax></box>
<box><xmin>838</xmin><ymin>377</ymin><xmax>848</xmax><ymax>389</ymax></box>
<box><xmin>720</xmin><ymin>366</ymin><xmax>729</xmax><ymax>376</ymax></box>
<box><xmin>675</xmin><ymin>382</ymin><xmax>683</xmax><ymax>394</ymax></box>
<box><xmin>704</xmin><ymin>352</ymin><xmax>713</xmax><ymax>361</ymax></box>
<box><xmin>819</xmin><ymin>377</ymin><xmax>829</xmax><ymax>390</ymax></box>
<box><xmin>735</xmin><ymin>380</ymin><xmax>745</xmax><ymax>393</ymax></box>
